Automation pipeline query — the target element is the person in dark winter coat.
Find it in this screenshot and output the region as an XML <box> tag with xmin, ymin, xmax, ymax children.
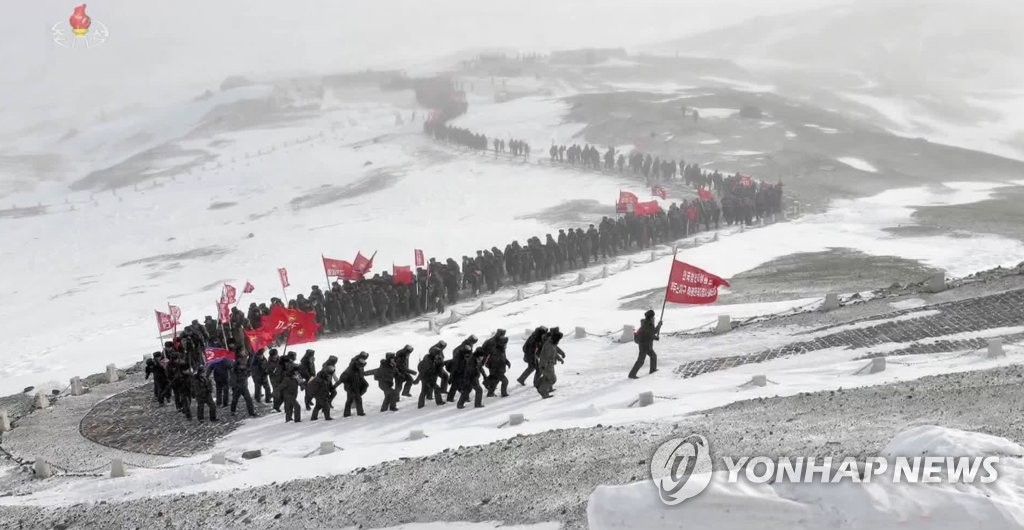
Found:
<box><xmin>299</xmin><ymin>349</ymin><xmax>316</xmax><ymax>410</ymax></box>
<box><xmin>537</xmin><ymin>327</ymin><xmax>565</xmax><ymax>398</ymax></box>
<box><xmin>230</xmin><ymin>353</ymin><xmax>257</xmax><ymax>417</ymax></box>
<box><xmin>338</xmin><ymin>352</ymin><xmax>370</xmax><ymax>417</ymax></box>
<box><xmin>517</xmin><ymin>326</ymin><xmax>547</xmax><ymax>386</ymax></box>
<box><xmin>192</xmin><ymin>366</ymin><xmax>218</xmax><ymax>422</ymax></box>
<box><xmin>373</xmin><ymin>353</ymin><xmax>401</xmax><ymax>412</ymax></box>
<box><xmin>250</xmin><ymin>349</ymin><xmax>272</xmax><ymax>404</ymax></box>
<box><xmin>484</xmin><ymin>335</ymin><xmax>512</xmax><ymax>397</ymax></box>
<box><xmin>416</xmin><ymin>342</ymin><xmax>448</xmax><ymax>408</ymax></box>
<box><xmin>308</xmin><ymin>364</ymin><xmax>336</xmax><ymax>421</ymax></box>
<box><xmin>394</xmin><ymin>345</ymin><xmax>417</xmax><ymax>398</ymax></box>
<box><xmin>427</xmin><ymin>340</ymin><xmax>449</xmax><ymax>394</ymax></box>
<box><xmin>269</xmin><ymin>349</ymin><xmax>285</xmax><ymax>411</ymax></box>
<box><xmin>280</xmin><ymin>352</ymin><xmax>303</xmax><ymax>422</ymax></box>
<box><xmin>145</xmin><ymin>352</ymin><xmax>170</xmax><ymax>405</ymax></box>
<box><xmin>169</xmin><ymin>359</ymin><xmax>193</xmax><ymax>419</ymax></box>
<box><xmin>458</xmin><ymin>348</ymin><xmax>486</xmax><ymax>409</ymax></box>
<box><xmin>322</xmin><ymin>355</ymin><xmax>340</xmax><ymax>406</ymax></box>
<box><xmin>212</xmin><ymin>358</ymin><xmax>231</xmax><ymax>407</ymax></box>
<box><xmin>628</xmin><ymin>309</ymin><xmax>662</xmax><ymax>379</ymax></box>
<box><xmin>446</xmin><ymin>335</ymin><xmax>478</xmax><ymax>402</ymax></box>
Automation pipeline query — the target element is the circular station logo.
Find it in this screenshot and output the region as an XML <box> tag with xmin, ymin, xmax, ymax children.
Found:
<box><xmin>51</xmin><ymin>4</ymin><xmax>109</xmax><ymax>49</ymax></box>
<box><xmin>649</xmin><ymin>433</ymin><xmax>713</xmax><ymax>505</ymax></box>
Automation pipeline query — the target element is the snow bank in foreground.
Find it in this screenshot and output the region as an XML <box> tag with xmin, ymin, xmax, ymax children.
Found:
<box><xmin>360</xmin><ymin>523</ymin><xmax>559</xmax><ymax>530</ymax></box>
<box><xmin>838</xmin><ymin>156</ymin><xmax>879</xmax><ymax>173</ymax></box>
<box><xmin>588</xmin><ymin>426</ymin><xmax>1024</xmax><ymax>530</ymax></box>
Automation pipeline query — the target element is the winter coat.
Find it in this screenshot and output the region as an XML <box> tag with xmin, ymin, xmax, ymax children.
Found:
<box><xmin>634</xmin><ymin>318</ymin><xmax>661</xmax><ymax>355</ymax></box>
<box><xmin>339</xmin><ymin>359</ymin><xmax>369</xmax><ymax>395</ymax></box>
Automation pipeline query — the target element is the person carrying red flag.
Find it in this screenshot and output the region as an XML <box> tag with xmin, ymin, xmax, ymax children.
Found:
<box><xmin>243</xmin><ymin>281</ymin><xmax>255</xmax><ymax>294</ymax></box>
<box><xmin>628</xmin><ymin>309</ymin><xmax>662</xmax><ymax>379</ymax></box>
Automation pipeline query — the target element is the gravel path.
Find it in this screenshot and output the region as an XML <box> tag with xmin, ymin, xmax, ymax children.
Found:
<box><xmin>2</xmin><ymin>363</ymin><xmax>1022</xmax><ymax>530</ymax></box>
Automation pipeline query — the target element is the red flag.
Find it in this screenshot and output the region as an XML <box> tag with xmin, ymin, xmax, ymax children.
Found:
<box><xmin>217</xmin><ymin>300</ymin><xmax>230</xmax><ymax>324</ymax></box>
<box><xmin>353</xmin><ymin>252</ymin><xmax>374</xmax><ymax>275</ymax></box>
<box><xmin>261</xmin><ymin>304</ymin><xmax>294</xmax><ymax>333</ymax></box>
<box><xmin>698</xmin><ymin>187</ymin><xmax>714</xmax><ymax>202</ymax></box>
<box><xmin>634</xmin><ymin>200</ymin><xmax>662</xmax><ymax>216</ymax></box>
<box><xmin>155</xmin><ymin>310</ymin><xmax>175</xmax><ymax>333</ymax></box>
<box><xmin>393</xmin><ymin>265</ymin><xmax>414</xmax><ymax>285</ymax></box>
<box><xmin>740</xmin><ymin>175</ymin><xmax>753</xmax><ymax>188</ymax></box>
<box><xmin>323</xmin><ymin>256</ymin><xmax>361</xmax><ymax>280</ymax></box>
<box><xmin>221</xmin><ymin>284</ymin><xmax>237</xmax><ymax>305</ymax></box>
<box><xmin>414</xmin><ymin>249</ymin><xmax>425</xmax><ymax>268</ymax></box>
<box><xmin>243</xmin><ymin>281</ymin><xmax>255</xmax><ymax>294</ymax></box>
<box><xmin>244</xmin><ymin>328</ymin><xmax>276</xmax><ymax>351</ymax></box>
<box><xmin>287</xmin><ymin>309</ymin><xmax>320</xmax><ymax>345</ymax></box>
<box><xmin>203</xmin><ymin>347</ymin><xmax>235</xmax><ymax>366</ymax></box>
<box><xmin>651</xmin><ymin>186</ymin><xmax>668</xmax><ymax>200</ymax></box>
<box><xmin>278</xmin><ymin>267</ymin><xmax>290</xmax><ymax>289</ymax></box>
<box><xmin>665</xmin><ymin>260</ymin><xmax>731</xmax><ymax>305</ymax></box>
<box><xmin>616</xmin><ymin>190</ymin><xmax>639</xmax><ymax>213</ymax></box>
<box><xmin>168</xmin><ymin>305</ymin><xmax>182</xmax><ymax>324</ymax></box>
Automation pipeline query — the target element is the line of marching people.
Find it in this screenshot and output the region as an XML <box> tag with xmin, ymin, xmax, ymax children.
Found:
<box><xmin>144</xmin><ymin>326</ymin><xmax>566</xmax><ymax>423</ymax></box>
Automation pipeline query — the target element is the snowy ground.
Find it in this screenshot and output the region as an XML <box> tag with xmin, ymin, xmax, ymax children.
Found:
<box><xmin>3</xmin><ymin>10</ymin><xmax>1024</xmax><ymax>526</ymax></box>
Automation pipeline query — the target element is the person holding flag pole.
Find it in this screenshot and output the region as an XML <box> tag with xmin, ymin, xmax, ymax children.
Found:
<box><xmin>629</xmin><ymin>247</ymin><xmax>730</xmax><ymax>378</ymax></box>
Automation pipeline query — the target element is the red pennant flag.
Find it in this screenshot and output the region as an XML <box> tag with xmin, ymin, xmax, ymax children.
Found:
<box><xmin>278</xmin><ymin>267</ymin><xmax>290</xmax><ymax>289</ymax></box>
<box><xmin>353</xmin><ymin>252</ymin><xmax>374</xmax><ymax>275</ymax></box>
<box><xmin>414</xmin><ymin>249</ymin><xmax>425</xmax><ymax>268</ymax></box>
<box><xmin>287</xmin><ymin>309</ymin><xmax>320</xmax><ymax>345</ymax></box>
<box><xmin>217</xmin><ymin>300</ymin><xmax>230</xmax><ymax>324</ymax></box>
<box><xmin>168</xmin><ymin>305</ymin><xmax>182</xmax><ymax>325</ymax></box>
<box><xmin>155</xmin><ymin>310</ymin><xmax>175</xmax><ymax>333</ymax></box>
<box><xmin>244</xmin><ymin>328</ymin><xmax>276</xmax><ymax>351</ymax></box>
<box><xmin>698</xmin><ymin>187</ymin><xmax>714</xmax><ymax>202</ymax></box>
<box><xmin>665</xmin><ymin>260</ymin><xmax>731</xmax><ymax>305</ymax></box>
<box><xmin>651</xmin><ymin>186</ymin><xmax>668</xmax><ymax>200</ymax></box>
<box><xmin>221</xmin><ymin>284</ymin><xmax>237</xmax><ymax>305</ymax></box>
<box><xmin>323</xmin><ymin>256</ymin><xmax>361</xmax><ymax>280</ymax></box>
<box><xmin>243</xmin><ymin>281</ymin><xmax>255</xmax><ymax>294</ymax></box>
<box><xmin>634</xmin><ymin>200</ymin><xmax>662</xmax><ymax>216</ymax></box>
<box><xmin>203</xmin><ymin>347</ymin><xmax>235</xmax><ymax>365</ymax></box>
<box><xmin>393</xmin><ymin>265</ymin><xmax>414</xmax><ymax>285</ymax></box>
<box><xmin>616</xmin><ymin>190</ymin><xmax>639</xmax><ymax>213</ymax></box>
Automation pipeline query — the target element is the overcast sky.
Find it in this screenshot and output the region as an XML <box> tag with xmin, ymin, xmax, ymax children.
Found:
<box><xmin>0</xmin><ymin>0</ymin><xmax>845</xmax><ymax>133</ymax></box>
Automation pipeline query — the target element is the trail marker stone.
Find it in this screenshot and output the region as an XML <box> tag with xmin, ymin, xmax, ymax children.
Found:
<box><xmin>211</xmin><ymin>453</ymin><xmax>227</xmax><ymax>465</ymax></box>
<box><xmin>575</xmin><ymin>327</ymin><xmax>587</xmax><ymax>339</ymax></box>
<box><xmin>508</xmin><ymin>413</ymin><xmax>525</xmax><ymax>426</ymax></box>
<box><xmin>105</xmin><ymin>364</ymin><xmax>119</xmax><ymax>383</ymax></box>
<box><xmin>822</xmin><ymin>293</ymin><xmax>840</xmax><ymax>312</ymax></box>
<box><xmin>988</xmin><ymin>338</ymin><xmax>1005</xmax><ymax>358</ymax></box>
<box><xmin>241</xmin><ymin>449</ymin><xmax>262</xmax><ymax>460</ymax></box>
<box><xmin>751</xmin><ymin>375</ymin><xmax>767</xmax><ymax>387</ymax></box>
<box><xmin>602</xmin><ymin>266</ymin><xmax>608</xmax><ymax>279</ymax></box>
<box><xmin>637</xmin><ymin>391</ymin><xmax>654</xmax><ymax>407</ymax></box>
<box><xmin>408</xmin><ymin>430</ymin><xmax>427</xmax><ymax>441</ymax></box>
<box><xmin>34</xmin><ymin>459</ymin><xmax>52</xmax><ymax>479</ymax></box>
<box><xmin>715</xmin><ymin>315</ymin><xmax>732</xmax><ymax>334</ymax></box>
<box><xmin>577</xmin><ymin>273</ymin><xmax>585</xmax><ymax>286</ymax></box>
<box><xmin>70</xmin><ymin>377</ymin><xmax>84</xmax><ymax>396</ymax></box>
<box><xmin>619</xmin><ymin>325</ymin><xmax>635</xmax><ymax>343</ymax></box>
<box><xmin>0</xmin><ymin>410</ymin><xmax>10</xmax><ymax>432</ymax></box>
<box><xmin>33</xmin><ymin>393</ymin><xmax>48</xmax><ymax>409</ymax></box>
<box><xmin>110</xmin><ymin>458</ymin><xmax>126</xmax><ymax>478</ymax></box>
<box><xmin>319</xmin><ymin>441</ymin><xmax>335</xmax><ymax>455</ymax></box>
<box><xmin>925</xmin><ymin>272</ymin><xmax>946</xmax><ymax>293</ymax></box>
<box><xmin>870</xmin><ymin>357</ymin><xmax>886</xmax><ymax>373</ymax></box>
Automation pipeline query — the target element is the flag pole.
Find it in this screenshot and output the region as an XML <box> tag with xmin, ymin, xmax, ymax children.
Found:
<box><xmin>659</xmin><ymin>245</ymin><xmax>679</xmax><ymax>324</ymax></box>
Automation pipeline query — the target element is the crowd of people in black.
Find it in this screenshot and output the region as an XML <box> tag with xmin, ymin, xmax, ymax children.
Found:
<box><xmin>145</xmin><ymin>325</ymin><xmax>567</xmax><ymax>423</ymax></box>
<box><xmin>136</xmin><ymin>104</ymin><xmax>787</xmax><ymax>427</ymax></box>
